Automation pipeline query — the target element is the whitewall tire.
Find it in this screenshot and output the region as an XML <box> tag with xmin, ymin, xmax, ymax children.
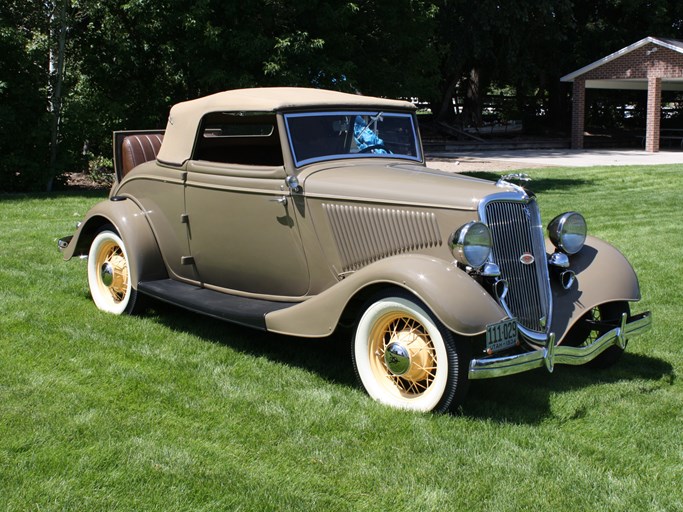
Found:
<box><xmin>352</xmin><ymin>293</ymin><xmax>469</xmax><ymax>413</ymax></box>
<box><xmin>87</xmin><ymin>228</ymin><xmax>139</xmax><ymax>315</ymax></box>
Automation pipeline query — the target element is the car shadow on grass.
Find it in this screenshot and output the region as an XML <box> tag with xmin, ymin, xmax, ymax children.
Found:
<box><xmin>145</xmin><ymin>298</ymin><xmax>358</xmax><ymax>388</ymax></box>
<box><xmin>142</xmin><ymin>298</ymin><xmax>673</xmax><ymax>423</ymax></box>
<box><xmin>463</xmin><ymin>351</ymin><xmax>674</xmax><ymax>424</ymax></box>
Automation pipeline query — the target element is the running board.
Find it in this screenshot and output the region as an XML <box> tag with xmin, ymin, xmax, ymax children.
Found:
<box><xmin>137</xmin><ymin>279</ymin><xmax>297</xmax><ymax>331</ymax></box>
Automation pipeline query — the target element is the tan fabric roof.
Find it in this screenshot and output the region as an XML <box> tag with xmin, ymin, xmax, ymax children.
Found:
<box><xmin>157</xmin><ymin>87</ymin><xmax>416</xmax><ymax>166</ymax></box>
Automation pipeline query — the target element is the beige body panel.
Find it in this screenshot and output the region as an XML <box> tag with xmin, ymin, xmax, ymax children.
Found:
<box><xmin>61</xmin><ymin>197</ymin><xmax>167</xmax><ymax>287</ymax></box>
<box><xmin>552</xmin><ymin>235</ymin><xmax>642</xmax><ymax>343</ymax></box>
<box><xmin>265</xmin><ymin>235</ymin><xmax>643</xmax><ymax>341</ymax></box>
<box><xmin>265</xmin><ymin>254</ymin><xmax>507</xmax><ymax>337</ymax></box>
<box><xmin>113</xmin><ymin>161</ymin><xmax>197</xmax><ymax>282</ymax></box>
<box><xmin>299</xmin><ymin>161</ymin><xmax>495</xmax><ymax>210</ymax></box>
<box><xmin>296</xmin><ymin>161</ymin><xmax>505</xmax><ymax>294</ymax></box>
<box><xmin>184</xmin><ymin>160</ymin><xmax>310</xmax><ymax>296</ymax></box>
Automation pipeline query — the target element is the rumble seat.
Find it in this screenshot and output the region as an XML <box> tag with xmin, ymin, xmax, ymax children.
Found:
<box><xmin>121</xmin><ymin>134</ymin><xmax>164</xmax><ymax>177</ymax></box>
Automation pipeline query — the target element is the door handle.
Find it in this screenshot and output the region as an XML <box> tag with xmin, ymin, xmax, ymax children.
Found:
<box><xmin>269</xmin><ymin>196</ymin><xmax>288</xmax><ymax>206</ymax></box>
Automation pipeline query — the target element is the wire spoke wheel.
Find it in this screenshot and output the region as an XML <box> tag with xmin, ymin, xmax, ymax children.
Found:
<box><xmin>353</xmin><ymin>292</ymin><xmax>469</xmax><ymax>413</ymax></box>
<box><xmin>369</xmin><ymin>313</ymin><xmax>438</xmax><ymax>398</ymax></box>
<box><xmin>96</xmin><ymin>241</ymin><xmax>129</xmax><ymax>303</ymax></box>
<box><xmin>87</xmin><ymin>228</ymin><xmax>139</xmax><ymax>315</ymax></box>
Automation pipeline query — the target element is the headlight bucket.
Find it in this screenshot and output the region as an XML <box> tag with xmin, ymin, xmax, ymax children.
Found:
<box><xmin>449</xmin><ymin>221</ymin><xmax>492</xmax><ymax>269</ymax></box>
<box><xmin>548</xmin><ymin>212</ymin><xmax>587</xmax><ymax>255</ymax></box>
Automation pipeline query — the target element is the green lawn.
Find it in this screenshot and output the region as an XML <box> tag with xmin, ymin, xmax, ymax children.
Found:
<box><xmin>1</xmin><ymin>165</ymin><xmax>681</xmax><ymax>511</ymax></box>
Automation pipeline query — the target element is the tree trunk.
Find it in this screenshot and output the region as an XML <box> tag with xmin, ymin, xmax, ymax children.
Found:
<box><xmin>431</xmin><ymin>77</ymin><xmax>458</xmax><ymax>123</ymax></box>
<box><xmin>47</xmin><ymin>0</ymin><xmax>68</xmax><ymax>192</ymax></box>
<box><xmin>462</xmin><ymin>68</ymin><xmax>483</xmax><ymax>128</ymax></box>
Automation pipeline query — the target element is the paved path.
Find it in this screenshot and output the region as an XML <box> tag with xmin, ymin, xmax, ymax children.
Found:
<box><xmin>428</xmin><ymin>149</ymin><xmax>683</xmax><ymax>168</ymax></box>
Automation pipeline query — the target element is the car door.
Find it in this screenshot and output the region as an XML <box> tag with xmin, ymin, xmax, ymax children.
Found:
<box><xmin>113</xmin><ymin>132</ymin><xmax>197</xmax><ymax>283</ymax></box>
<box><xmin>183</xmin><ymin>113</ymin><xmax>310</xmax><ymax>297</ymax></box>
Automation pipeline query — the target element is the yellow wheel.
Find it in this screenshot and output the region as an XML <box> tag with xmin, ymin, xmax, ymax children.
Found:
<box><xmin>87</xmin><ymin>228</ymin><xmax>139</xmax><ymax>314</ymax></box>
<box><xmin>353</xmin><ymin>293</ymin><xmax>469</xmax><ymax>412</ymax></box>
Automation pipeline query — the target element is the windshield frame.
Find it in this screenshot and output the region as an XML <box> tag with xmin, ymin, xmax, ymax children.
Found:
<box><xmin>283</xmin><ymin>110</ymin><xmax>422</xmax><ymax>168</ymax></box>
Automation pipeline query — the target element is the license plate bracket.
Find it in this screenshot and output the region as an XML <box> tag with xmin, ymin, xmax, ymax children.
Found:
<box><xmin>486</xmin><ymin>319</ymin><xmax>518</xmax><ymax>352</ymax></box>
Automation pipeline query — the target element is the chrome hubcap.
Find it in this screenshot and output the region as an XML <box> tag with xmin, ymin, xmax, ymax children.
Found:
<box><xmin>384</xmin><ymin>342</ymin><xmax>411</xmax><ymax>375</ymax></box>
<box><xmin>100</xmin><ymin>262</ymin><xmax>114</xmax><ymax>287</ymax></box>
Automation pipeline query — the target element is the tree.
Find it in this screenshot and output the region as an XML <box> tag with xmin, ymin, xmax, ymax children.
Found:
<box><xmin>0</xmin><ymin>1</ymin><xmax>51</xmax><ymax>192</ymax></box>
<box><xmin>48</xmin><ymin>0</ymin><xmax>69</xmax><ymax>192</ymax></box>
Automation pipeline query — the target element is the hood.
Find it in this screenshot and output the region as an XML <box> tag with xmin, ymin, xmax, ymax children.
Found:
<box><xmin>301</xmin><ymin>161</ymin><xmax>521</xmax><ymax>211</ymax></box>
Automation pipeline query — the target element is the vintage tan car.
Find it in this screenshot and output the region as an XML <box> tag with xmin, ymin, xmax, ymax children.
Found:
<box><xmin>59</xmin><ymin>87</ymin><xmax>651</xmax><ymax>413</ymax></box>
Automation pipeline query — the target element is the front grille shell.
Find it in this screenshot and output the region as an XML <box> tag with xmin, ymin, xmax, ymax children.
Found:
<box><xmin>480</xmin><ymin>195</ymin><xmax>552</xmax><ymax>343</ymax></box>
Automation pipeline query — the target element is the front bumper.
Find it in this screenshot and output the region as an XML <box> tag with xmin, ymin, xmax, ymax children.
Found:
<box><xmin>468</xmin><ymin>311</ymin><xmax>652</xmax><ymax>379</ymax></box>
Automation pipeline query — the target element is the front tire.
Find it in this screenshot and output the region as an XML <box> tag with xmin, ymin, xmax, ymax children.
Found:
<box><xmin>352</xmin><ymin>292</ymin><xmax>470</xmax><ymax>413</ymax></box>
<box><xmin>87</xmin><ymin>227</ymin><xmax>140</xmax><ymax>315</ymax></box>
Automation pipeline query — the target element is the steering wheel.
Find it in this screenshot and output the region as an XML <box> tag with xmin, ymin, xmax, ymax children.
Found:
<box><xmin>359</xmin><ymin>144</ymin><xmax>392</xmax><ymax>154</ymax></box>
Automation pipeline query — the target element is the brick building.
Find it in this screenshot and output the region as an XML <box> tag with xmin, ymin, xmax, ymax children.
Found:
<box><xmin>561</xmin><ymin>37</ymin><xmax>683</xmax><ymax>152</ymax></box>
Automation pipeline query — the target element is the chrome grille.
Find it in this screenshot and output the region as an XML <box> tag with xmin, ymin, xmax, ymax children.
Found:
<box><xmin>484</xmin><ymin>200</ymin><xmax>551</xmax><ymax>333</ymax></box>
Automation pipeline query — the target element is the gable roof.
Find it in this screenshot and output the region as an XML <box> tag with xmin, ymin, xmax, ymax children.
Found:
<box><xmin>561</xmin><ymin>36</ymin><xmax>683</xmax><ymax>82</ymax></box>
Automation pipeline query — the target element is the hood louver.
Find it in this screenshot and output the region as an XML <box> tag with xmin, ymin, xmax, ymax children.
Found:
<box><xmin>324</xmin><ymin>204</ymin><xmax>442</xmax><ymax>272</ymax></box>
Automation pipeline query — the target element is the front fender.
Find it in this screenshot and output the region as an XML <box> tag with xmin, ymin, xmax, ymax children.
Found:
<box><xmin>61</xmin><ymin>198</ymin><xmax>167</xmax><ymax>286</ymax></box>
<box><xmin>265</xmin><ymin>254</ymin><xmax>506</xmax><ymax>337</ymax></box>
<box><xmin>552</xmin><ymin>235</ymin><xmax>642</xmax><ymax>343</ymax></box>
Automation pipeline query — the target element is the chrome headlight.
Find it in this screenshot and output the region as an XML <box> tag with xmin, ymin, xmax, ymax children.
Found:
<box><xmin>548</xmin><ymin>212</ymin><xmax>587</xmax><ymax>255</ymax></box>
<box><xmin>449</xmin><ymin>221</ymin><xmax>492</xmax><ymax>269</ymax></box>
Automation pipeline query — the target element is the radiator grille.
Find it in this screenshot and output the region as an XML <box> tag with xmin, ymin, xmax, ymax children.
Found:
<box><xmin>484</xmin><ymin>200</ymin><xmax>551</xmax><ymax>333</ymax></box>
<box><xmin>324</xmin><ymin>204</ymin><xmax>442</xmax><ymax>272</ymax></box>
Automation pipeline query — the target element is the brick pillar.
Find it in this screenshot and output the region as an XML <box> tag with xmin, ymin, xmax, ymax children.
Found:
<box><xmin>571</xmin><ymin>78</ymin><xmax>585</xmax><ymax>149</ymax></box>
<box><xmin>645</xmin><ymin>76</ymin><xmax>662</xmax><ymax>153</ymax></box>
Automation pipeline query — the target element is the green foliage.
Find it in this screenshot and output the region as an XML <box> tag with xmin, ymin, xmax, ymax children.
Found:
<box><xmin>2</xmin><ymin>0</ymin><xmax>683</xmax><ymax>191</ymax></box>
<box><xmin>1</xmin><ymin>165</ymin><xmax>682</xmax><ymax>510</ymax></box>
<box><xmin>0</xmin><ymin>1</ymin><xmax>51</xmax><ymax>192</ymax></box>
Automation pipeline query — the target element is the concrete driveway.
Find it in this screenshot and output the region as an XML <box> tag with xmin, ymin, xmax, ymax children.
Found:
<box><xmin>428</xmin><ymin>148</ymin><xmax>683</xmax><ymax>168</ymax></box>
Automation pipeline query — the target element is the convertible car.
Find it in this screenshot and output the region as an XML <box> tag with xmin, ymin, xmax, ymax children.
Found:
<box><xmin>59</xmin><ymin>87</ymin><xmax>651</xmax><ymax>412</ymax></box>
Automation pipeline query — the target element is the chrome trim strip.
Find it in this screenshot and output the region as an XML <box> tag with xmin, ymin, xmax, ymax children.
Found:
<box><xmin>468</xmin><ymin>311</ymin><xmax>652</xmax><ymax>379</ymax></box>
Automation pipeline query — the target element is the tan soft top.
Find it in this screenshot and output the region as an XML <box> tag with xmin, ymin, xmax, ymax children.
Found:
<box><xmin>156</xmin><ymin>87</ymin><xmax>416</xmax><ymax>166</ymax></box>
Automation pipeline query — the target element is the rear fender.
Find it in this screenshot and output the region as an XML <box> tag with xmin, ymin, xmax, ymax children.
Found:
<box><xmin>61</xmin><ymin>198</ymin><xmax>167</xmax><ymax>286</ymax></box>
<box><xmin>551</xmin><ymin>236</ymin><xmax>642</xmax><ymax>343</ymax></box>
<box><xmin>265</xmin><ymin>254</ymin><xmax>506</xmax><ymax>337</ymax></box>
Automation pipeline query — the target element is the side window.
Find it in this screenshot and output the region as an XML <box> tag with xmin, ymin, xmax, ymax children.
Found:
<box><xmin>193</xmin><ymin>112</ymin><xmax>284</xmax><ymax>166</ymax></box>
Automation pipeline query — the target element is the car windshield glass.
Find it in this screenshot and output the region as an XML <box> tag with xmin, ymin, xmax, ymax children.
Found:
<box><xmin>284</xmin><ymin>111</ymin><xmax>421</xmax><ymax>167</ymax></box>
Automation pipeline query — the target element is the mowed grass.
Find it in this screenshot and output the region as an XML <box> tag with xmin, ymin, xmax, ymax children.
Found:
<box><xmin>1</xmin><ymin>165</ymin><xmax>682</xmax><ymax>511</ymax></box>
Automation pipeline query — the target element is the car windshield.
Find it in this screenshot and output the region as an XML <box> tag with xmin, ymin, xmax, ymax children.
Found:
<box><xmin>284</xmin><ymin>111</ymin><xmax>421</xmax><ymax>167</ymax></box>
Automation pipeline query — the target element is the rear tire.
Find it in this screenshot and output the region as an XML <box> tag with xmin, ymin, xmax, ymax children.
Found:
<box><xmin>87</xmin><ymin>227</ymin><xmax>141</xmax><ymax>315</ymax></box>
<box><xmin>352</xmin><ymin>291</ymin><xmax>470</xmax><ymax>413</ymax></box>
<box><xmin>566</xmin><ymin>302</ymin><xmax>630</xmax><ymax>369</ymax></box>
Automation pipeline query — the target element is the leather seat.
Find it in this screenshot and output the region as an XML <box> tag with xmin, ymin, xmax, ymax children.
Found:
<box><xmin>121</xmin><ymin>134</ymin><xmax>163</xmax><ymax>177</ymax></box>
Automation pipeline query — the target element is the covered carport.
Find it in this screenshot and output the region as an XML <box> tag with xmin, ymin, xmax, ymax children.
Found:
<box><xmin>562</xmin><ymin>36</ymin><xmax>683</xmax><ymax>152</ymax></box>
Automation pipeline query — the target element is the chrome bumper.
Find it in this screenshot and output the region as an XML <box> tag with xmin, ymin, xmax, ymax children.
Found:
<box><xmin>468</xmin><ymin>311</ymin><xmax>652</xmax><ymax>380</ymax></box>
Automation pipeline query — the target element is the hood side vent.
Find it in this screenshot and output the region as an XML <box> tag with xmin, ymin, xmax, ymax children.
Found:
<box><xmin>323</xmin><ymin>203</ymin><xmax>441</xmax><ymax>272</ymax></box>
